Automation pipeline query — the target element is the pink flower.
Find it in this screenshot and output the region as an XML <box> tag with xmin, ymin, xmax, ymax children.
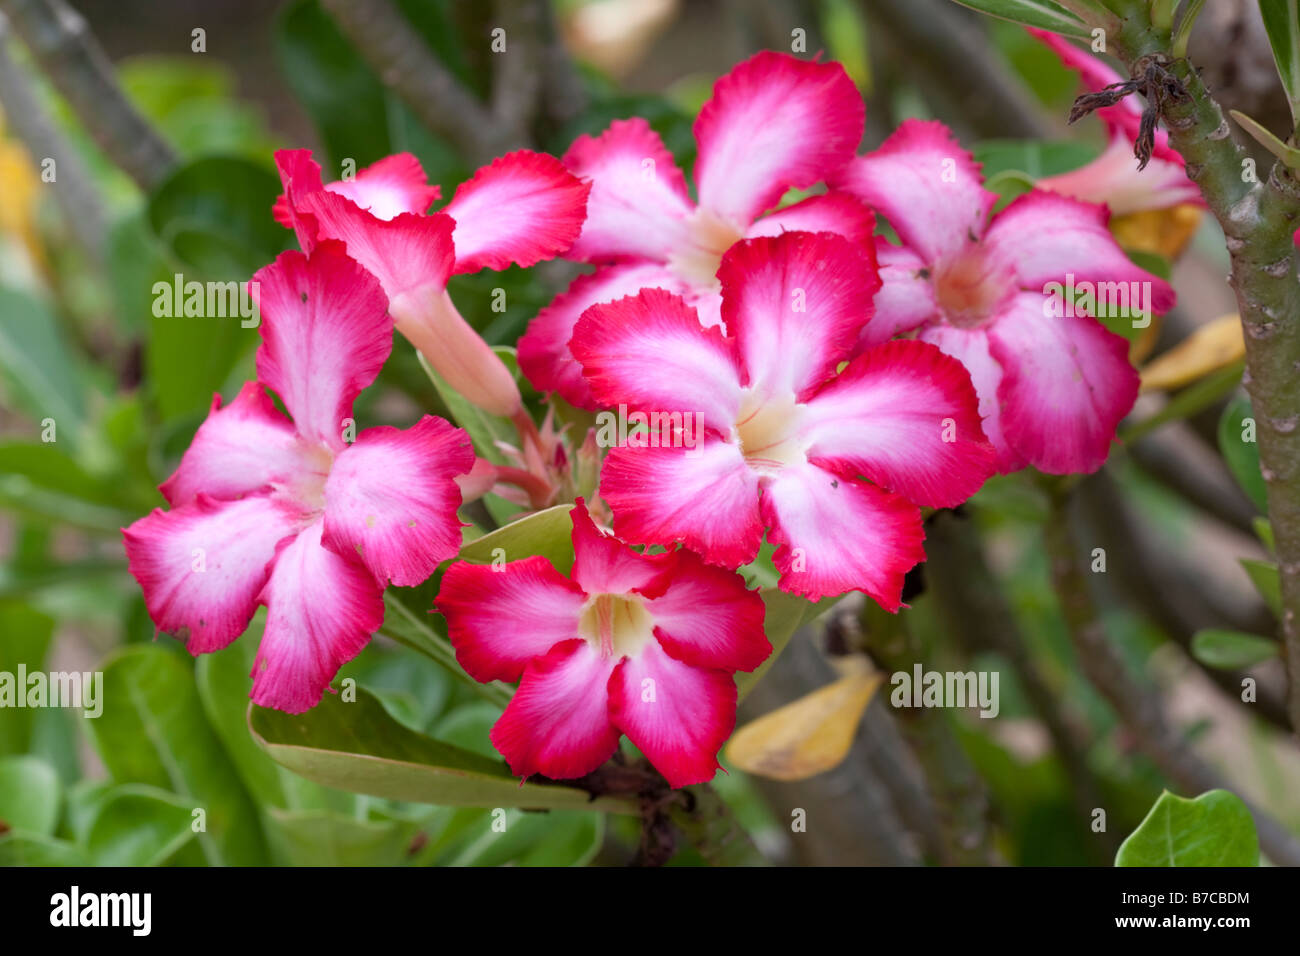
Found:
<box><xmin>436</xmin><ymin>500</ymin><xmax>769</xmax><ymax>788</ymax></box>
<box><xmin>123</xmin><ymin>242</ymin><xmax>473</xmax><ymax>713</ymax></box>
<box><xmin>1029</xmin><ymin>29</ymin><xmax>1203</xmax><ymax>215</ymax></box>
<box><xmin>570</xmin><ymin>230</ymin><xmax>995</xmax><ymax>605</ymax></box>
<box><xmin>518</xmin><ymin>50</ymin><xmax>872</xmax><ymax>409</ymax></box>
<box><xmin>274</xmin><ymin>148</ymin><xmax>590</xmax><ymax>418</ymax></box>
<box><xmin>832</xmin><ymin>119</ymin><xmax>1175</xmax><ymax>475</ymax></box>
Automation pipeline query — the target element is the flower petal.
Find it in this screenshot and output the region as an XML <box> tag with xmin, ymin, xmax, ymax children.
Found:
<box><xmin>1037</xmin><ymin>134</ymin><xmax>1204</xmax><ymax>216</ymax></box>
<box><xmin>569</xmin><ymin>498</ymin><xmax>670</xmax><ymax>597</ymax></box>
<box><xmin>518</xmin><ymin>263</ymin><xmax>692</xmax><ymax>410</ymax></box>
<box><xmin>747</xmin><ymin>192</ymin><xmax>877</xmax><ymax>246</ymax></box>
<box><xmin>571</xmin><ymin>287</ymin><xmax>744</xmax><ymax>430</ymax></box>
<box><xmin>273</xmin><ymin>150</ymin><xmax>439</xmax><ymax>228</ymax></box>
<box><xmin>917</xmin><ymin>323</ymin><xmax>1026</xmax><ymax>473</ymax></box>
<box><xmin>719</xmin><ymin>231</ymin><xmax>879</xmax><ymax>398</ymax></box>
<box><xmin>600</xmin><ymin>440</ymin><xmax>763</xmax><ymax>569</ymax></box>
<box><xmin>562</xmin><ymin>117</ymin><xmax>694</xmax><ymax>262</ymax></box>
<box><xmin>159</xmin><ymin>381</ymin><xmax>309</xmax><ymax>506</ymax></box>
<box><xmin>985</xmin><ymin>291</ymin><xmax>1139</xmax><ymax>474</ymax></box>
<box><xmin>761</xmin><ymin>462</ymin><xmax>924</xmax><ymax>606</ymax></box>
<box><xmin>437</xmin><ymin>556</ymin><xmax>587</xmax><ymax>683</ymax></box>
<box><xmin>491</xmin><ymin>639</ymin><xmax>620</xmax><ymax>780</ymax></box>
<box><xmin>832</xmin><ymin>118</ymin><xmax>996</xmax><ymax>264</ymax></box>
<box><xmin>272</xmin><ymin>148</ymin><xmax>326</xmax><ymax>249</ymax></box>
<box><xmin>326</xmin><ymin>152</ymin><xmax>440</xmax><ymax>220</ymax></box>
<box><xmin>297</xmin><ymin>190</ymin><xmax>457</xmax><ymax>300</ymax></box>
<box><xmin>444</xmin><ymin>150</ymin><xmax>591</xmax><ymax>274</ymax></box>
<box><xmin>860</xmin><ymin>240</ymin><xmax>940</xmax><ymax>348</ymax></box>
<box><xmin>694</xmin><ymin>51</ymin><xmax>864</xmax><ymax>228</ymax></box>
<box><xmin>321</xmin><ymin>416</ymin><xmax>473</xmax><ymax>587</ymax></box>
<box><xmin>981</xmin><ymin>190</ymin><xmax>1175</xmax><ymax>312</ymax></box>
<box><xmin>645</xmin><ymin>549</ymin><xmax>769</xmax><ymax>672</ymax></box>
<box><xmin>801</xmin><ymin>339</ymin><xmax>994</xmax><ymax>508</ymax></box>
<box><xmin>251</xmin><ymin>520</ymin><xmax>384</xmax><ymax>714</ymax></box>
<box><xmin>253</xmin><ymin>242</ymin><xmax>392</xmax><ymax>451</ymax></box>
<box><xmin>608</xmin><ymin>641</ymin><xmax>736</xmax><ymax>788</ymax></box>
<box><xmin>122</xmin><ymin>495</ymin><xmax>303</xmax><ymax>655</ymax></box>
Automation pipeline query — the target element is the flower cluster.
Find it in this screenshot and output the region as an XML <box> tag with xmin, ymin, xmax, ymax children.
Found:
<box><xmin>124</xmin><ymin>43</ymin><xmax>1181</xmax><ymax>786</ymax></box>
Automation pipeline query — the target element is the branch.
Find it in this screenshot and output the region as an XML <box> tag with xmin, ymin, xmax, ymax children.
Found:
<box><xmin>0</xmin><ymin>0</ymin><xmax>175</xmax><ymax>192</ymax></box>
<box><xmin>1046</xmin><ymin>489</ymin><xmax>1300</xmax><ymax>866</ymax></box>
<box><xmin>860</xmin><ymin>0</ymin><xmax>1052</xmax><ymax>140</ymax></box>
<box><xmin>318</xmin><ymin>0</ymin><xmax>511</xmax><ymax>165</ymax></box>
<box><xmin>0</xmin><ymin>13</ymin><xmax>104</xmax><ymax>260</ymax></box>
<box><xmin>666</xmin><ymin>784</ymin><xmax>770</xmax><ymax>866</ymax></box>
<box><xmin>1101</xmin><ymin>10</ymin><xmax>1300</xmax><ymax>734</ymax></box>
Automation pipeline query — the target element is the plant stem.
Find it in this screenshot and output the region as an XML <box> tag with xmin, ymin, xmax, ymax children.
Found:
<box><xmin>1045</xmin><ymin>489</ymin><xmax>1300</xmax><ymax>865</ymax></box>
<box><xmin>0</xmin><ymin>0</ymin><xmax>176</xmax><ymax>191</ymax></box>
<box><xmin>668</xmin><ymin>784</ymin><xmax>770</xmax><ymax>866</ymax></box>
<box><xmin>1103</xmin><ymin>11</ymin><xmax>1300</xmax><ymax>736</ymax></box>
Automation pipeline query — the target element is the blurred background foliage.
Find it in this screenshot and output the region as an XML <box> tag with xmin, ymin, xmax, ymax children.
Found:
<box><xmin>0</xmin><ymin>0</ymin><xmax>1295</xmax><ymax>866</ymax></box>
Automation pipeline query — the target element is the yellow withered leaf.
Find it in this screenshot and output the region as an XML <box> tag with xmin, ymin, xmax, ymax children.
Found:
<box><xmin>1140</xmin><ymin>314</ymin><xmax>1245</xmax><ymax>393</ymax></box>
<box><xmin>724</xmin><ymin>657</ymin><xmax>882</xmax><ymax>782</ymax></box>
<box><xmin>1111</xmin><ymin>203</ymin><xmax>1203</xmax><ymax>261</ymax></box>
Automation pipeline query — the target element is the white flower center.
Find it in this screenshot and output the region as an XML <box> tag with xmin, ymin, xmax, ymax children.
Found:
<box><xmin>667</xmin><ymin>207</ymin><xmax>746</xmax><ymax>289</ymax></box>
<box><xmin>579</xmin><ymin>593</ymin><xmax>655</xmax><ymax>660</ymax></box>
<box><xmin>274</xmin><ymin>441</ymin><xmax>334</xmax><ymax>514</ymax></box>
<box><xmin>734</xmin><ymin>388</ymin><xmax>807</xmax><ymax>474</ymax></box>
<box><xmin>933</xmin><ymin>245</ymin><xmax>1015</xmax><ymax>329</ymax></box>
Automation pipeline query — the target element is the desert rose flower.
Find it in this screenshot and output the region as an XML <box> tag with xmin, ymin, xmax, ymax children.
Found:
<box><xmin>571</xmin><ymin>231</ymin><xmax>995</xmax><ymax>604</ymax></box>
<box><xmin>273</xmin><ymin>148</ymin><xmax>590</xmax><ymax>421</ymax></box>
<box><xmin>123</xmin><ymin>242</ymin><xmax>473</xmax><ymax>713</ymax></box>
<box><xmin>1029</xmin><ymin>29</ymin><xmax>1203</xmax><ymax>217</ymax></box>
<box><xmin>518</xmin><ymin>50</ymin><xmax>873</xmax><ymax>409</ymax></box>
<box><xmin>436</xmin><ymin>500</ymin><xmax>769</xmax><ymax>788</ymax></box>
<box><xmin>832</xmin><ymin>119</ymin><xmax>1175</xmax><ymax>475</ymax></box>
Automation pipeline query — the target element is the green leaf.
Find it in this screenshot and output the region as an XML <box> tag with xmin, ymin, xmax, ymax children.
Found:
<box><xmin>1190</xmin><ymin>629</ymin><xmax>1279</xmax><ymax>670</ymax></box>
<box><xmin>459</xmin><ymin>503</ymin><xmax>576</xmax><ymax>574</ymax></box>
<box><xmin>1240</xmin><ymin>558</ymin><xmax>1282</xmax><ymax>617</ymax></box>
<box><xmin>84</xmin><ymin>785</ymin><xmax>200</xmax><ymax>866</ymax></box>
<box><xmin>947</xmin><ymin>0</ymin><xmax>1089</xmax><ymax>37</ymax></box>
<box><xmin>1259</xmin><ymin>0</ymin><xmax>1300</xmax><ymax>130</ymax></box>
<box><xmin>1121</xmin><ymin>360</ymin><xmax>1244</xmax><ymax>444</ymax></box>
<box><xmin>416</xmin><ymin>349</ymin><xmax>518</xmax><ymax>466</ymax></box>
<box><xmin>147</xmin><ymin>155</ymin><xmax>290</xmax><ymax>279</ymax></box>
<box><xmin>0</xmin><ymin>602</ymin><xmax>54</xmax><ymax>756</ymax></box>
<box><xmin>1253</xmin><ymin>516</ymin><xmax>1275</xmax><ymax>552</ymax></box>
<box><xmin>248</xmin><ymin>687</ymin><xmax>632</xmax><ymax>813</ymax></box>
<box><xmin>0</xmin><ymin>755</ymin><xmax>61</xmax><ymax>834</ymax></box>
<box><xmin>736</xmin><ymin>590</ymin><xmax>826</xmax><ymax>702</ymax></box>
<box><xmin>0</xmin><ymin>288</ymin><xmax>87</xmax><ymax>447</ymax></box>
<box><xmin>84</xmin><ymin>644</ymin><xmax>267</xmax><ymax>864</ymax></box>
<box><xmin>263</xmin><ymin>807</ymin><xmax>418</xmax><ymax>866</ymax></box>
<box><xmin>275</xmin><ymin>0</ymin><xmax>395</xmax><ymax>172</ymax></box>
<box><xmin>973</xmin><ymin>139</ymin><xmax>1101</xmax><ymax>179</ymax></box>
<box><xmin>0</xmin><ymin>833</ymin><xmax>88</xmax><ymax>866</ymax></box>
<box><xmin>445</xmin><ymin>809</ymin><xmax>604</xmax><ymax>867</ymax></box>
<box><xmin>1115</xmin><ymin>789</ymin><xmax>1259</xmax><ymax>866</ymax></box>
<box><xmin>1218</xmin><ymin>396</ymin><xmax>1269</xmax><ymax>512</ymax></box>
<box><xmin>1229</xmin><ymin>109</ymin><xmax>1300</xmax><ymax>166</ymax></box>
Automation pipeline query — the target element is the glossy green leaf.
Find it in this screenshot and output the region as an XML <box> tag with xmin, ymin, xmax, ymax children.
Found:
<box><xmin>263</xmin><ymin>807</ymin><xmax>418</xmax><ymax>866</ymax></box>
<box><xmin>1190</xmin><ymin>629</ymin><xmax>1279</xmax><ymax>670</ymax></box>
<box><xmin>249</xmin><ymin>687</ymin><xmax>632</xmax><ymax>812</ymax></box>
<box><xmin>0</xmin><ymin>288</ymin><xmax>87</xmax><ymax>447</ymax></box>
<box><xmin>1240</xmin><ymin>558</ymin><xmax>1282</xmax><ymax>617</ymax></box>
<box><xmin>737</xmin><ymin>590</ymin><xmax>827</xmax><ymax>702</ymax></box>
<box><xmin>973</xmin><ymin>139</ymin><xmax>1100</xmax><ymax>179</ymax></box>
<box><xmin>1116</xmin><ymin>789</ymin><xmax>1259</xmax><ymax>866</ymax></box>
<box><xmin>948</xmin><ymin>0</ymin><xmax>1089</xmax><ymax>37</ymax></box>
<box><xmin>1218</xmin><ymin>396</ymin><xmax>1269</xmax><ymax>512</ymax></box>
<box><xmin>0</xmin><ymin>602</ymin><xmax>55</xmax><ymax>756</ymax></box>
<box><xmin>1259</xmin><ymin>0</ymin><xmax>1300</xmax><ymax>129</ymax></box>
<box><xmin>445</xmin><ymin>809</ymin><xmax>604</xmax><ymax>867</ymax></box>
<box><xmin>0</xmin><ymin>833</ymin><xmax>88</xmax><ymax>866</ymax></box>
<box><xmin>459</xmin><ymin>503</ymin><xmax>576</xmax><ymax>573</ymax></box>
<box><xmin>0</xmin><ymin>755</ymin><xmax>61</xmax><ymax>835</ymax></box>
<box><xmin>84</xmin><ymin>785</ymin><xmax>199</xmax><ymax>866</ymax></box>
<box><xmin>85</xmin><ymin>644</ymin><xmax>267</xmax><ymax>864</ymax></box>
